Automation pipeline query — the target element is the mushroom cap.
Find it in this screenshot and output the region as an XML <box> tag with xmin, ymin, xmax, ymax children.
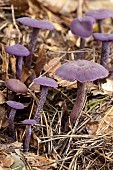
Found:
<box><xmin>5</xmin><ymin>44</ymin><xmax>30</xmax><ymax>57</ymax></box>
<box><xmin>22</xmin><ymin>119</ymin><xmax>36</xmax><ymax>125</ymax></box>
<box><xmin>6</xmin><ymin>100</ymin><xmax>24</xmax><ymax>109</ymax></box>
<box><xmin>16</xmin><ymin>17</ymin><xmax>54</xmax><ymax>30</ymax></box>
<box><xmin>55</xmin><ymin>60</ymin><xmax>108</xmax><ymax>83</ymax></box>
<box><xmin>70</xmin><ymin>16</ymin><xmax>95</xmax><ymax>38</ymax></box>
<box><xmin>5</xmin><ymin>79</ymin><xmax>28</xmax><ymax>94</ymax></box>
<box><xmin>33</xmin><ymin>77</ymin><xmax>58</xmax><ymax>88</ymax></box>
<box><xmin>93</xmin><ymin>33</ymin><xmax>113</xmax><ymax>41</ymax></box>
<box><xmin>86</xmin><ymin>9</ymin><xmax>113</xmax><ymax>20</ymax></box>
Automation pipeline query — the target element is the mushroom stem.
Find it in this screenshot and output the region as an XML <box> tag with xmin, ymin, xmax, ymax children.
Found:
<box><xmin>8</xmin><ymin>108</ymin><xmax>16</xmax><ymax>139</ymax></box>
<box><xmin>76</xmin><ymin>38</ymin><xmax>85</xmax><ymax>58</ymax></box>
<box><xmin>16</xmin><ymin>56</ymin><xmax>23</xmax><ymax>80</ymax></box>
<box><xmin>97</xmin><ymin>19</ymin><xmax>103</xmax><ymax>33</ymax></box>
<box><xmin>9</xmin><ymin>91</ymin><xmax>16</xmax><ymax>101</ymax></box>
<box><xmin>80</xmin><ymin>37</ymin><xmax>85</xmax><ymax>49</ymax></box>
<box><xmin>23</xmin><ymin>125</ymin><xmax>32</xmax><ymax>152</ymax></box>
<box><xmin>34</xmin><ymin>86</ymin><xmax>48</xmax><ymax>123</ymax></box>
<box><xmin>70</xmin><ymin>81</ymin><xmax>86</xmax><ymax>124</ymax></box>
<box><xmin>25</xmin><ymin>28</ymin><xmax>40</xmax><ymax>69</ymax></box>
<box><xmin>101</xmin><ymin>41</ymin><xmax>110</xmax><ymax>68</ymax></box>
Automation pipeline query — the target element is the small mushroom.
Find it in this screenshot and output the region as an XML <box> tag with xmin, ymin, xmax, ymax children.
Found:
<box><xmin>93</xmin><ymin>33</ymin><xmax>113</xmax><ymax>68</ymax></box>
<box><xmin>16</xmin><ymin>17</ymin><xmax>54</xmax><ymax>69</ymax></box>
<box><xmin>6</xmin><ymin>100</ymin><xmax>24</xmax><ymax>140</ymax></box>
<box><xmin>22</xmin><ymin>119</ymin><xmax>36</xmax><ymax>152</ymax></box>
<box><xmin>5</xmin><ymin>79</ymin><xmax>28</xmax><ymax>100</ymax></box>
<box><xmin>55</xmin><ymin>60</ymin><xmax>108</xmax><ymax>126</ymax></box>
<box><xmin>86</xmin><ymin>9</ymin><xmax>113</xmax><ymax>33</ymax></box>
<box><xmin>5</xmin><ymin>44</ymin><xmax>30</xmax><ymax>80</ymax></box>
<box><xmin>33</xmin><ymin>77</ymin><xmax>58</xmax><ymax>123</ymax></box>
<box><xmin>70</xmin><ymin>16</ymin><xmax>95</xmax><ymax>58</ymax></box>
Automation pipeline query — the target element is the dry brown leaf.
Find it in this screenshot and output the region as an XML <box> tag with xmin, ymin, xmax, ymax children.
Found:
<box><xmin>103</xmin><ymin>107</ymin><xmax>113</xmax><ymax>128</ymax></box>
<box><xmin>86</xmin><ymin>121</ymin><xmax>99</xmax><ymax>135</ymax></box>
<box><xmin>34</xmin><ymin>44</ymin><xmax>46</xmax><ymax>77</ymax></box>
<box><xmin>54</xmin><ymin>75</ymin><xmax>77</xmax><ymax>88</ymax></box>
<box><xmin>0</xmin><ymin>158</ymin><xmax>3</xmax><ymax>168</ymax></box>
<box><xmin>9</xmin><ymin>0</ymin><xmax>28</xmax><ymax>11</ymax></box>
<box><xmin>10</xmin><ymin>141</ymin><xmax>22</xmax><ymax>148</ymax></box>
<box><xmin>29</xmin><ymin>82</ymin><xmax>40</xmax><ymax>92</ymax></box>
<box><xmin>101</xmin><ymin>78</ymin><xmax>113</xmax><ymax>95</ymax></box>
<box><xmin>0</xmin><ymin>91</ymin><xmax>5</xmax><ymax>104</ymax></box>
<box><xmin>0</xmin><ymin>155</ymin><xmax>14</xmax><ymax>168</ymax></box>
<box><xmin>44</xmin><ymin>58</ymin><xmax>61</xmax><ymax>76</ymax></box>
<box><xmin>89</xmin><ymin>82</ymin><xmax>105</xmax><ymax>96</ymax></box>
<box><xmin>45</xmin><ymin>44</ymin><xmax>63</xmax><ymax>52</ymax></box>
<box><xmin>3</xmin><ymin>24</ymin><xmax>19</xmax><ymax>44</ymax></box>
<box><xmin>53</xmin><ymin>23</ymin><xmax>66</xmax><ymax>32</ymax></box>
<box><xmin>96</xmin><ymin>107</ymin><xmax>113</xmax><ymax>135</ymax></box>
<box><xmin>1</xmin><ymin>46</ymin><xmax>9</xmax><ymax>80</ymax></box>
<box><xmin>25</xmin><ymin>153</ymin><xmax>57</xmax><ymax>169</ymax></box>
<box><xmin>9</xmin><ymin>57</ymin><xmax>16</xmax><ymax>77</ymax></box>
<box><xmin>2</xmin><ymin>156</ymin><xmax>14</xmax><ymax>168</ymax></box>
<box><xmin>21</xmin><ymin>64</ymin><xmax>31</xmax><ymax>83</ymax></box>
<box><xmin>31</xmin><ymin>132</ymin><xmax>43</xmax><ymax>149</ymax></box>
<box><xmin>11</xmin><ymin>154</ymin><xmax>25</xmax><ymax>170</ymax></box>
<box><xmin>32</xmin><ymin>155</ymin><xmax>57</xmax><ymax>169</ymax></box>
<box><xmin>88</xmin><ymin>0</ymin><xmax>113</xmax><ymax>11</ymax></box>
<box><xmin>66</xmin><ymin>30</ymin><xmax>76</xmax><ymax>43</ymax></box>
<box><xmin>0</xmin><ymin>105</ymin><xmax>8</xmax><ymax>129</ymax></box>
<box><xmin>27</xmin><ymin>0</ymin><xmax>40</xmax><ymax>17</ymax></box>
<box><xmin>29</xmin><ymin>0</ymin><xmax>77</xmax><ymax>14</ymax></box>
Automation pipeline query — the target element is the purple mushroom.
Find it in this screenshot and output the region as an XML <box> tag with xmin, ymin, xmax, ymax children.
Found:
<box><xmin>93</xmin><ymin>33</ymin><xmax>113</xmax><ymax>68</ymax></box>
<box><xmin>5</xmin><ymin>79</ymin><xmax>28</xmax><ymax>100</ymax></box>
<box><xmin>16</xmin><ymin>17</ymin><xmax>55</xmax><ymax>69</ymax></box>
<box><xmin>55</xmin><ymin>60</ymin><xmax>108</xmax><ymax>126</ymax></box>
<box><xmin>5</xmin><ymin>44</ymin><xmax>30</xmax><ymax>80</ymax></box>
<box><xmin>70</xmin><ymin>16</ymin><xmax>95</xmax><ymax>58</ymax></box>
<box><xmin>33</xmin><ymin>77</ymin><xmax>58</xmax><ymax>123</ymax></box>
<box><xmin>6</xmin><ymin>100</ymin><xmax>24</xmax><ymax>140</ymax></box>
<box><xmin>22</xmin><ymin>119</ymin><xmax>36</xmax><ymax>152</ymax></box>
<box><xmin>86</xmin><ymin>9</ymin><xmax>113</xmax><ymax>33</ymax></box>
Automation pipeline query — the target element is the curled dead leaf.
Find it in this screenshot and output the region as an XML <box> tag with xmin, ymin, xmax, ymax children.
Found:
<box><xmin>54</xmin><ymin>74</ymin><xmax>77</xmax><ymax>88</ymax></box>
<box><xmin>21</xmin><ymin>64</ymin><xmax>31</xmax><ymax>83</ymax></box>
<box><xmin>101</xmin><ymin>78</ymin><xmax>113</xmax><ymax>95</ymax></box>
<box><xmin>34</xmin><ymin>44</ymin><xmax>46</xmax><ymax>77</ymax></box>
<box><xmin>44</xmin><ymin>58</ymin><xmax>61</xmax><ymax>76</ymax></box>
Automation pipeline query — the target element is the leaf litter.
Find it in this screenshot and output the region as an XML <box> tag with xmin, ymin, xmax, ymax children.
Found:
<box><xmin>0</xmin><ymin>0</ymin><xmax>113</xmax><ymax>170</ymax></box>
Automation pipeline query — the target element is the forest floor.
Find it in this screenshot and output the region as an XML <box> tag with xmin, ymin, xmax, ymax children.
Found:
<box><xmin>0</xmin><ymin>0</ymin><xmax>113</xmax><ymax>169</ymax></box>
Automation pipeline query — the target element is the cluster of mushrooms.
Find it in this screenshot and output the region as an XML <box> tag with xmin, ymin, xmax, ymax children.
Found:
<box><xmin>5</xmin><ymin>9</ymin><xmax>113</xmax><ymax>152</ymax></box>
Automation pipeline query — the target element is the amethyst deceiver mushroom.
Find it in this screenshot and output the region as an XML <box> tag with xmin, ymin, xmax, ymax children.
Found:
<box><xmin>70</xmin><ymin>16</ymin><xmax>95</xmax><ymax>58</ymax></box>
<box><xmin>16</xmin><ymin>17</ymin><xmax>54</xmax><ymax>69</ymax></box>
<box><xmin>5</xmin><ymin>79</ymin><xmax>28</xmax><ymax>100</ymax></box>
<box><xmin>93</xmin><ymin>33</ymin><xmax>113</xmax><ymax>68</ymax></box>
<box><xmin>5</xmin><ymin>44</ymin><xmax>30</xmax><ymax>80</ymax></box>
<box><xmin>6</xmin><ymin>100</ymin><xmax>24</xmax><ymax>140</ymax></box>
<box><xmin>33</xmin><ymin>77</ymin><xmax>58</xmax><ymax>123</ymax></box>
<box><xmin>86</xmin><ymin>9</ymin><xmax>113</xmax><ymax>33</ymax></box>
<box><xmin>55</xmin><ymin>60</ymin><xmax>108</xmax><ymax>126</ymax></box>
<box><xmin>22</xmin><ymin>119</ymin><xmax>36</xmax><ymax>152</ymax></box>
